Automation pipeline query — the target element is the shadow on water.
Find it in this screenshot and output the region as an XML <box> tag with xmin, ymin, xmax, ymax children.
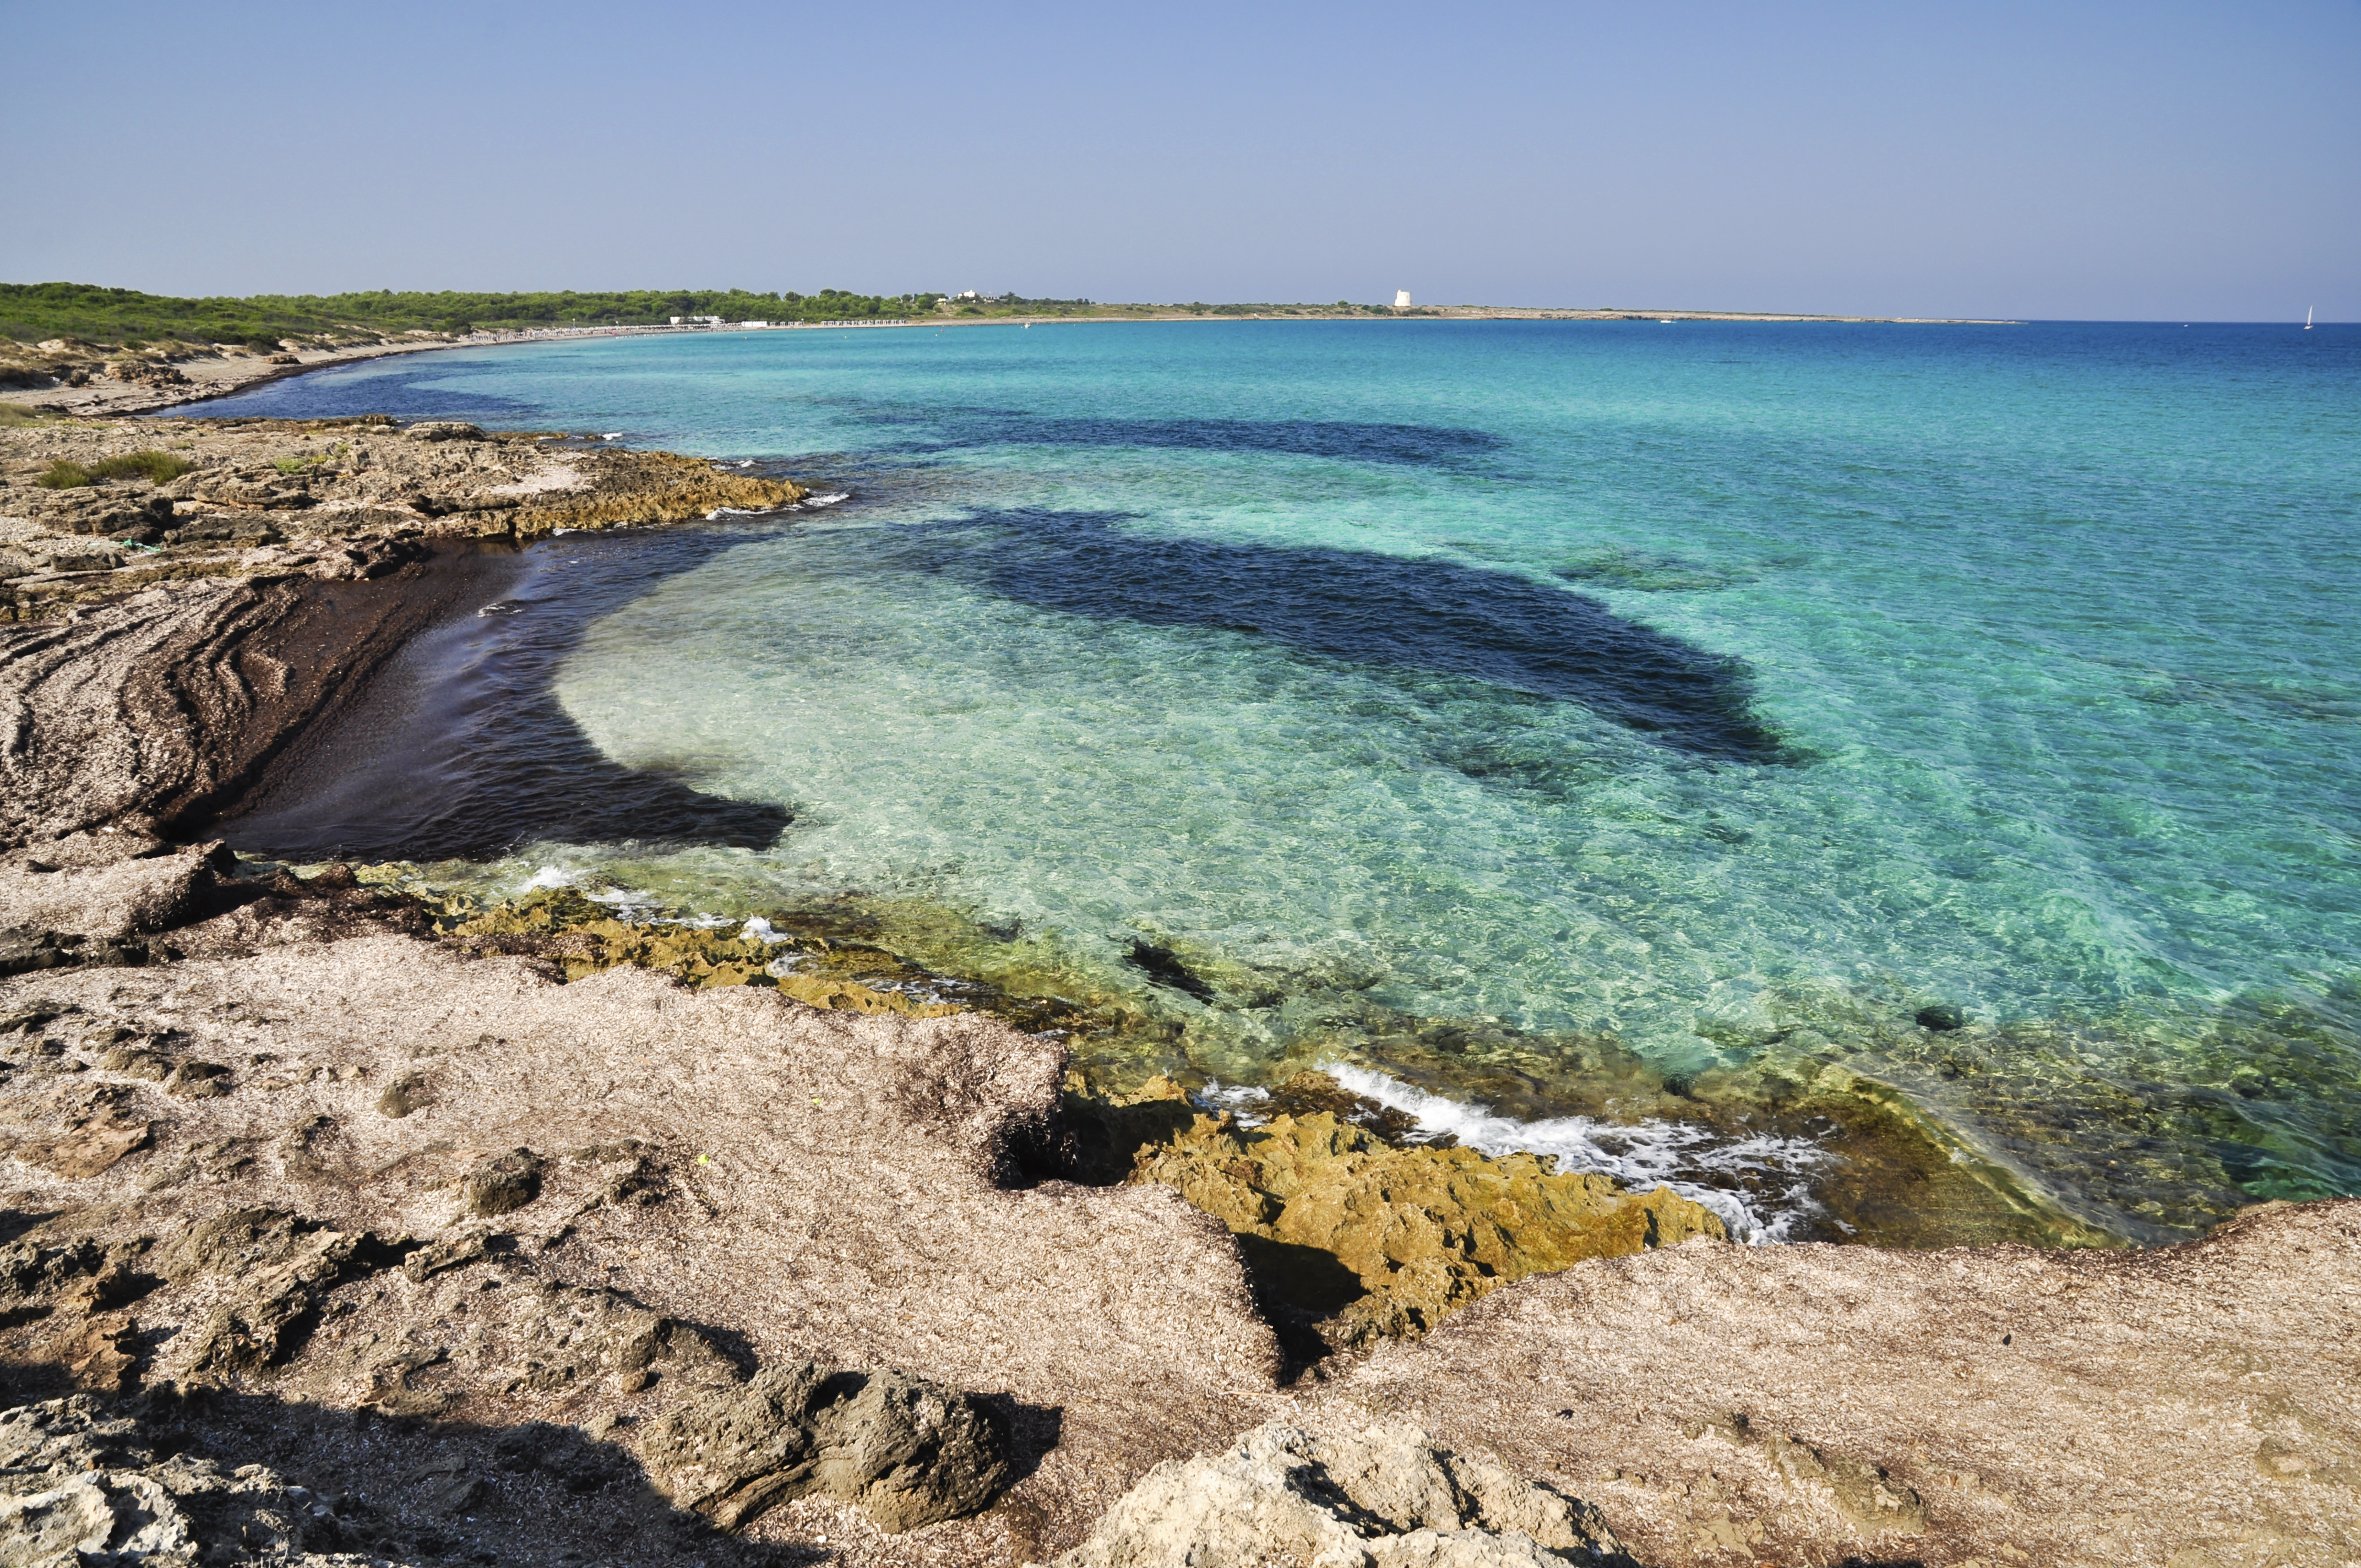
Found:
<box><xmin>209</xmin><ymin>526</ymin><xmax>793</xmax><ymax>862</ymax></box>
<box><xmin>887</xmin><ymin>409</ymin><xmax>1508</xmax><ymax>467</ymax></box>
<box><xmin>211</xmin><ymin>486</ymin><xmax>1781</xmax><ymax>864</ymax></box>
<box><xmin>918</xmin><ymin>510</ymin><xmax>1787</xmax><ymax>764</ymax></box>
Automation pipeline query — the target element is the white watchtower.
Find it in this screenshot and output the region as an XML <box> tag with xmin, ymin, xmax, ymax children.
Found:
<box><xmin>1393</xmin><ymin>290</ymin><xmax>1413</xmax><ymax>309</ymax></box>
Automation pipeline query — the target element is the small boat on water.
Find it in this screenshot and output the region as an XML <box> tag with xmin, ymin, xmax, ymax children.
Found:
<box><xmin>2305</xmin><ymin>306</ymin><xmax>2314</xmax><ymax>330</ymax></box>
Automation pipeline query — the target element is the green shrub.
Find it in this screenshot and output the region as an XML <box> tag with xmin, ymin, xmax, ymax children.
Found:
<box><xmin>91</xmin><ymin>450</ymin><xmax>191</xmax><ymax>483</ymax></box>
<box><xmin>0</xmin><ymin>404</ymin><xmax>45</xmax><ymax>428</ymax></box>
<box><xmin>39</xmin><ymin>451</ymin><xmax>190</xmax><ymax>487</ymax></box>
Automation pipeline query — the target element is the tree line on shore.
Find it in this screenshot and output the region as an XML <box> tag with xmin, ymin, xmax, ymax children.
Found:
<box><xmin>0</xmin><ymin>284</ymin><xmax>944</xmax><ymax>349</ymax></box>
<box><xmin>2</xmin><ymin>282</ymin><xmax>1418</xmax><ymax>350</ymax></box>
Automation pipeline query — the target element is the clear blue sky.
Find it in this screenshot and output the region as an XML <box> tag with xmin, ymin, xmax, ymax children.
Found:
<box><xmin>4</xmin><ymin>0</ymin><xmax>2354</xmax><ymax>320</ymax></box>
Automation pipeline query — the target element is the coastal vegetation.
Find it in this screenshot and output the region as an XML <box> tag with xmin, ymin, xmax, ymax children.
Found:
<box><xmin>1</xmin><ymin>281</ymin><xmax>1423</xmax><ymax>355</ymax></box>
<box><xmin>0</xmin><ymin>282</ymin><xmax>941</xmax><ymax>347</ymax></box>
<box><xmin>35</xmin><ymin>449</ymin><xmax>190</xmax><ymax>489</ymax></box>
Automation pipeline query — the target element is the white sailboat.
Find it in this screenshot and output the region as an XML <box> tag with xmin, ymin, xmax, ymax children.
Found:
<box><xmin>2304</xmin><ymin>306</ymin><xmax>2314</xmax><ymax>330</ymax></box>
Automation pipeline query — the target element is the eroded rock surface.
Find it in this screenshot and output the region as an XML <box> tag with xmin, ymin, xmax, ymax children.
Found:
<box><xmin>0</xmin><ymin>569</ymin><xmax>478</xmax><ymax>846</ymax></box>
<box><xmin>0</xmin><ymin>1396</ymin><xmax>374</xmax><ymax>1567</ymax></box>
<box><xmin>0</xmin><ymin>835</ymin><xmax>236</xmax><ymax>941</ymax></box>
<box><xmin>641</xmin><ymin>1360</ymin><xmax>1011</xmax><ymax>1532</ymax></box>
<box><xmin>2</xmin><ymin>417</ymin><xmax>809</xmax><ymax>850</ymax></box>
<box><xmin>0</xmin><ymin>933</ymin><xmax>1279</xmax><ymax>1564</ymax></box>
<box><xmin>1049</xmin><ymin>1422</ymin><xmax>1624</xmax><ymax>1568</ymax></box>
<box><xmin>1313</xmin><ymin>1197</ymin><xmax>2361</xmax><ymax>1567</ymax></box>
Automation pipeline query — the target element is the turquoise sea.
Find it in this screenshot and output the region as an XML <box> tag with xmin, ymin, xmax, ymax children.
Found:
<box><xmin>198</xmin><ymin>319</ymin><xmax>2361</xmax><ymax>1245</ymax></box>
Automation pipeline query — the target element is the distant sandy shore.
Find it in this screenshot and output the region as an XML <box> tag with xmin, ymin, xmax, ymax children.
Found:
<box><xmin>1</xmin><ymin>306</ymin><xmax>2014</xmax><ymax>421</ymax></box>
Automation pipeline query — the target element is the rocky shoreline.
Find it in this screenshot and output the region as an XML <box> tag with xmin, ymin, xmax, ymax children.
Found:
<box><xmin>2</xmin><ymin>409</ymin><xmax>2355</xmax><ymax>1566</ymax></box>
<box><xmin>1</xmin><ymin>336</ymin><xmax>474</xmax><ymax>421</ymax></box>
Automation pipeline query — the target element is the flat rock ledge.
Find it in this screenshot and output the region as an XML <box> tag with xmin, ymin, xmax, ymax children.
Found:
<box><xmin>0</xmin><ymin>916</ymin><xmax>1279</xmax><ymax>1566</ymax></box>
<box><xmin>1312</xmin><ymin>1196</ymin><xmax>2361</xmax><ymax>1568</ymax></box>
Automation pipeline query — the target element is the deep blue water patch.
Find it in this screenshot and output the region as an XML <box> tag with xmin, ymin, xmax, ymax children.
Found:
<box><xmin>903</xmin><ymin>410</ymin><xmax>1508</xmax><ymax>467</ymax></box>
<box><xmin>916</xmin><ymin>510</ymin><xmax>1785</xmax><ymax>764</ymax></box>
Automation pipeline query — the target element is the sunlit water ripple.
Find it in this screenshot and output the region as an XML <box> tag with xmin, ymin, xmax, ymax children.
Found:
<box><xmin>198</xmin><ymin>319</ymin><xmax>2361</xmax><ymax>1243</ymax></box>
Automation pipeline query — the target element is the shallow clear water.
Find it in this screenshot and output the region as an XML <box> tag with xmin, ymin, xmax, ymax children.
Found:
<box><xmin>200</xmin><ymin>320</ymin><xmax>2361</xmax><ymax>1241</ymax></box>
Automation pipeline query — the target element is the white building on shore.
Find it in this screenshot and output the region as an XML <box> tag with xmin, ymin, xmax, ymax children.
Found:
<box><xmin>1393</xmin><ymin>290</ymin><xmax>1413</xmax><ymax>309</ymax></box>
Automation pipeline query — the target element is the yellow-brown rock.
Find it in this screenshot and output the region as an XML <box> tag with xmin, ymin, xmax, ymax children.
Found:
<box><xmin>442</xmin><ymin>890</ymin><xmax>957</xmax><ymax>1016</ymax></box>
<box><xmin>1097</xmin><ymin>1075</ymin><xmax>1725</xmax><ymax>1349</ymax></box>
<box><xmin>504</xmin><ymin>450</ymin><xmax>802</xmax><ymax>538</ymax></box>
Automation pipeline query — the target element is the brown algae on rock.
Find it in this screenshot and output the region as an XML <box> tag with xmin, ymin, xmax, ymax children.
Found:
<box><xmin>503</xmin><ymin>449</ymin><xmax>802</xmax><ymax>538</ymax></box>
<box><xmin>437</xmin><ymin>886</ymin><xmax>964</xmax><ymax>1016</ymax></box>
<box><xmin>362</xmin><ymin>869</ymin><xmax>2112</xmax><ymax>1358</ymax></box>
<box><xmin>395</xmin><ymin>880</ymin><xmax>1741</xmax><ymax>1351</ymax></box>
<box><xmin>1067</xmin><ymin>1072</ymin><xmax>1725</xmax><ymax>1353</ymax></box>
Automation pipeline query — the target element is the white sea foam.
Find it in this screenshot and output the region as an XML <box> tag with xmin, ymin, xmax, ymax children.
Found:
<box><xmin>576</xmin><ymin>885</ymin><xmax>655</xmax><ymax>919</ymax></box>
<box><xmin>1194</xmin><ymin>1080</ymin><xmax>1272</xmax><ymax>1126</ymax></box>
<box><xmin>1326</xmin><ymin>1066</ymin><xmax>1830</xmax><ymax>1245</ymax></box>
<box><xmin>741</xmin><ymin>916</ymin><xmax>780</xmax><ymax>943</ymax></box>
<box><xmin>520</xmin><ymin>864</ymin><xmax>574</xmax><ymax>892</ymax></box>
<box><xmin>800</xmin><ymin>492</ymin><xmax>850</xmax><ymax>508</ymax></box>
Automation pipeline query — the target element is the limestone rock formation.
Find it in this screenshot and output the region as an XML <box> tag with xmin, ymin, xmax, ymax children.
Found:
<box><xmin>442</xmin><ymin>888</ymin><xmax>963</xmax><ymax>1015</ymax></box>
<box><xmin>1047</xmin><ymin>1422</ymin><xmax>1623</xmax><ymax>1567</ymax></box>
<box><xmin>0</xmin><ymin>1396</ymin><xmax>377</xmax><ymax>1568</ymax></box>
<box><xmin>0</xmin><ymin>932</ymin><xmax>1278</xmax><ymax>1560</ymax></box>
<box><xmin>1313</xmin><ymin>1196</ymin><xmax>2361</xmax><ymax>1567</ymax></box>
<box><xmin>458</xmin><ymin>1147</ymin><xmax>545</xmax><ymax>1217</ymax></box>
<box><xmin>0</xmin><ymin>835</ymin><xmax>234</xmax><ymax>942</ymax></box>
<box><xmin>3</xmin><ymin>415</ymin><xmax>805</xmax><ymax>638</ymax></box>
<box><xmin>640</xmin><ymin>1360</ymin><xmax>1013</xmax><ymax>1532</ymax></box>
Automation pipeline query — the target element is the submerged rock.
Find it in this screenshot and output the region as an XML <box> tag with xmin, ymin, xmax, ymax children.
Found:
<box><xmin>1049</xmin><ymin>1420</ymin><xmax>1623</xmax><ymax>1567</ymax></box>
